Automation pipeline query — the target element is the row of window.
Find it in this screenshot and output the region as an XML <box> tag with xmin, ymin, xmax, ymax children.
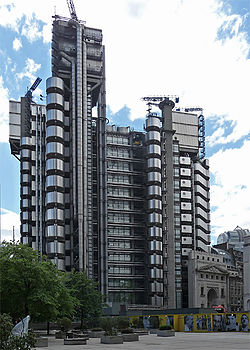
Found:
<box><xmin>200</xmin><ymin>274</ymin><xmax>225</xmax><ymax>281</ymax></box>
<box><xmin>107</xmin><ymin>147</ymin><xmax>130</xmax><ymax>158</ymax></box>
<box><xmin>108</xmin><ymin>279</ymin><xmax>144</xmax><ymax>288</ymax></box>
<box><xmin>107</xmin><ymin>135</ymin><xmax>129</xmax><ymax>145</ymax></box>
<box><xmin>107</xmin><ymin>160</ymin><xmax>129</xmax><ymax>171</ymax></box>
<box><xmin>107</xmin><ymin>174</ymin><xmax>130</xmax><ymax>184</ymax></box>
<box><xmin>108</xmin><ymin>253</ymin><xmax>144</xmax><ymax>262</ymax></box>
<box><xmin>108</xmin><ymin>213</ymin><xmax>143</xmax><ymax>223</ymax></box>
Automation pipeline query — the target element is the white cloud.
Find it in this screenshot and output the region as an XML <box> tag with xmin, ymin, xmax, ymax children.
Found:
<box><xmin>0</xmin><ymin>208</ymin><xmax>20</xmax><ymax>242</ymax></box>
<box><xmin>16</xmin><ymin>58</ymin><xmax>41</xmax><ymax>84</ymax></box>
<box><xmin>0</xmin><ymin>76</ymin><xmax>10</xmax><ymax>143</ymax></box>
<box><xmin>209</xmin><ymin>140</ymin><xmax>250</xmax><ymax>239</ymax></box>
<box><xmin>13</xmin><ymin>37</ymin><xmax>22</xmax><ymax>51</ymax></box>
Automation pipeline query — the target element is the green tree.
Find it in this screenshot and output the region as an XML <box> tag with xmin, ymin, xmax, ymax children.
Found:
<box><xmin>0</xmin><ymin>242</ymin><xmax>74</xmax><ymax>322</ymax></box>
<box><xmin>67</xmin><ymin>271</ymin><xmax>103</xmax><ymax>328</ymax></box>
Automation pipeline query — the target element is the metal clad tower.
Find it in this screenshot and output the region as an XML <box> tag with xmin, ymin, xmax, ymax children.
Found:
<box><xmin>50</xmin><ymin>13</ymin><xmax>107</xmax><ymax>288</ymax></box>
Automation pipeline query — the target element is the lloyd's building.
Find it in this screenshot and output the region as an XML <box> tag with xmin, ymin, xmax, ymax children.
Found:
<box><xmin>9</xmin><ymin>10</ymin><xmax>210</xmax><ymax>309</ymax></box>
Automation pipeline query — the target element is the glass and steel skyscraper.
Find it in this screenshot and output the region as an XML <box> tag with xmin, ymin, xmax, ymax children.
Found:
<box><xmin>9</xmin><ymin>13</ymin><xmax>210</xmax><ymax>308</ymax></box>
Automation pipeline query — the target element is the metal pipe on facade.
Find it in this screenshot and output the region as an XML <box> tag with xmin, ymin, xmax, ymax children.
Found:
<box><xmin>35</xmin><ymin>106</ymin><xmax>39</xmax><ymax>252</ymax></box>
<box><xmin>82</xmin><ymin>39</ymin><xmax>88</xmax><ymax>273</ymax></box>
<box><xmin>39</xmin><ymin>106</ymin><xmax>43</xmax><ymax>256</ymax></box>
<box><xmin>75</xmin><ymin>22</ymin><xmax>84</xmax><ymax>271</ymax></box>
<box><xmin>60</xmin><ymin>52</ymin><xmax>77</xmax><ymax>214</ymax></box>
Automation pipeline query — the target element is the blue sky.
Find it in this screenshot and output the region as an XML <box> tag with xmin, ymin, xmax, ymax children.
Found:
<box><xmin>0</xmin><ymin>0</ymin><xmax>249</xmax><ymax>243</ymax></box>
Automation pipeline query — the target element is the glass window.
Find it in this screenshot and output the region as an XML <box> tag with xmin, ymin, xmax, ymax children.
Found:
<box><xmin>109</xmin><ymin>266</ymin><xmax>132</xmax><ymax>274</ymax></box>
<box><xmin>174</xmin><ymin>205</ymin><xmax>180</xmax><ymax>214</ymax></box>
<box><xmin>107</xmin><ymin>147</ymin><xmax>130</xmax><ymax>158</ymax></box>
<box><xmin>107</xmin><ymin>200</ymin><xmax>130</xmax><ymax>210</ymax></box>
<box><xmin>107</xmin><ymin>174</ymin><xmax>130</xmax><ymax>184</ymax></box>
<box><xmin>108</xmin><ymin>226</ymin><xmax>131</xmax><ymax>236</ymax></box>
<box><xmin>108</xmin><ymin>213</ymin><xmax>130</xmax><ymax>223</ymax></box>
<box><xmin>173</xmin><ymin>156</ymin><xmax>179</xmax><ymax>165</ymax></box>
<box><xmin>174</xmin><ymin>180</ymin><xmax>179</xmax><ymax>189</ymax></box>
<box><xmin>108</xmin><ymin>240</ymin><xmax>131</xmax><ymax>249</ymax></box>
<box><xmin>173</xmin><ymin>144</ymin><xmax>179</xmax><ymax>153</ymax></box>
<box><xmin>108</xmin><ymin>254</ymin><xmax>131</xmax><ymax>262</ymax></box>
<box><xmin>174</xmin><ymin>168</ymin><xmax>179</xmax><ymax>177</ymax></box>
<box><xmin>107</xmin><ymin>161</ymin><xmax>129</xmax><ymax>171</ymax></box>
<box><xmin>174</xmin><ymin>192</ymin><xmax>180</xmax><ymax>201</ymax></box>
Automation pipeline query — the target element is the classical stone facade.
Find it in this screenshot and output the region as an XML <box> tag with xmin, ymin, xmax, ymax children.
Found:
<box><xmin>243</xmin><ymin>235</ymin><xmax>250</xmax><ymax>311</ymax></box>
<box><xmin>188</xmin><ymin>250</ymin><xmax>228</xmax><ymax>309</ymax></box>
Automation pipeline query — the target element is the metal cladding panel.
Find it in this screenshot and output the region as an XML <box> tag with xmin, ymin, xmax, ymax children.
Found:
<box><xmin>181</xmin><ymin>202</ymin><xmax>192</xmax><ymax>210</ymax></box>
<box><xmin>46</xmin><ymin>125</ymin><xmax>64</xmax><ymax>138</ymax></box>
<box><xmin>147</xmin><ymin>158</ymin><xmax>161</xmax><ymax>169</ymax></box>
<box><xmin>46</xmin><ymin>191</ymin><xmax>64</xmax><ymax>205</ymax></box>
<box><xmin>147</xmin><ymin>144</ymin><xmax>161</xmax><ymax>156</ymax></box>
<box><xmin>21</xmin><ymin>149</ymin><xmax>31</xmax><ymax>158</ymax></box>
<box><xmin>195</xmin><ymin>173</ymin><xmax>209</xmax><ymax>188</ymax></box>
<box><xmin>150</xmin><ymin>267</ymin><xmax>163</xmax><ymax>279</ymax></box>
<box><xmin>196</xmin><ymin>228</ymin><xmax>210</xmax><ymax>242</ymax></box>
<box><xmin>147</xmin><ymin>130</ymin><xmax>161</xmax><ymax>142</ymax></box>
<box><xmin>46</xmin><ymin>77</ymin><xmax>64</xmax><ymax>91</ymax></box>
<box><xmin>149</xmin><ymin>226</ymin><xmax>162</xmax><ymax>238</ymax></box>
<box><xmin>181</xmin><ymin>191</ymin><xmax>191</xmax><ymax>199</ymax></box>
<box><xmin>46</xmin><ymin>142</ymin><xmax>64</xmax><ymax>155</ymax></box>
<box><xmin>148</xmin><ymin>172</ymin><xmax>161</xmax><ymax>183</ymax></box>
<box><xmin>180</xmin><ymin>156</ymin><xmax>191</xmax><ymax>165</ymax></box>
<box><xmin>196</xmin><ymin>218</ymin><xmax>209</xmax><ymax>232</ymax></box>
<box><xmin>47</xmin><ymin>109</ymin><xmax>64</xmax><ymax>123</ymax></box>
<box><xmin>46</xmin><ymin>158</ymin><xmax>64</xmax><ymax>171</ymax></box>
<box><xmin>46</xmin><ymin>225</ymin><xmax>64</xmax><ymax>238</ymax></box>
<box><xmin>148</xmin><ymin>185</ymin><xmax>162</xmax><ymax>197</ymax></box>
<box><xmin>196</xmin><ymin>239</ymin><xmax>209</xmax><ymax>252</ymax></box>
<box><xmin>149</xmin><ymin>240</ymin><xmax>163</xmax><ymax>251</ymax></box>
<box><xmin>180</xmin><ymin>179</ymin><xmax>191</xmax><ymax>187</ymax></box>
<box><xmin>182</xmin><ymin>236</ymin><xmax>192</xmax><ymax>245</ymax></box>
<box><xmin>180</xmin><ymin>168</ymin><xmax>191</xmax><ymax>176</ymax></box>
<box><xmin>47</xmin><ymin>242</ymin><xmax>65</xmax><ymax>254</ymax></box>
<box><xmin>173</xmin><ymin>123</ymin><xmax>198</xmax><ymax>136</ymax></box>
<box><xmin>150</xmin><ymin>254</ymin><xmax>163</xmax><ymax>265</ymax></box>
<box><xmin>146</xmin><ymin>116</ymin><xmax>161</xmax><ymax>129</ymax></box>
<box><xmin>196</xmin><ymin>206</ymin><xmax>209</xmax><ymax>219</ymax></box>
<box><xmin>196</xmin><ymin>195</ymin><xmax>209</xmax><ymax>210</ymax></box>
<box><xmin>149</xmin><ymin>213</ymin><xmax>162</xmax><ymax>224</ymax></box>
<box><xmin>46</xmin><ymin>93</ymin><xmax>64</xmax><ymax>106</ymax></box>
<box><xmin>181</xmin><ymin>225</ymin><xmax>192</xmax><ymax>233</ymax></box>
<box><xmin>174</xmin><ymin>134</ymin><xmax>199</xmax><ymax>150</ymax></box>
<box><xmin>194</xmin><ymin>161</ymin><xmax>209</xmax><ymax>176</ymax></box>
<box><xmin>21</xmin><ymin>137</ymin><xmax>31</xmax><ymax>146</ymax></box>
<box><xmin>195</xmin><ymin>184</ymin><xmax>209</xmax><ymax>199</ymax></box>
<box><xmin>181</xmin><ymin>214</ymin><xmax>192</xmax><ymax>222</ymax></box>
<box><xmin>149</xmin><ymin>199</ymin><xmax>162</xmax><ymax>210</ymax></box>
<box><xmin>172</xmin><ymin>112</ymin><xmax>198</xmax><ymax>126</ymax></box>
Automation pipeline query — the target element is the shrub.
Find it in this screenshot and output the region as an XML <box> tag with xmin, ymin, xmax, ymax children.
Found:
<box><xmin>99</xmin><ymin>318</ymin><xmax>118</xmax><ymax>336</ymax></box>
<box><xmin>57</xmin><ymin>317</ymin><xmax>72</xmax><ymax>332</ymax></box>
<box><xmin>120</xmin><ymin>328</ymin><xmax>134</xmax><ymax>334</ymax></box>
<box><xmin>159</xmin><ymin>325</ymin><xmax>172</xmax><ymax>330</ymax></box>
<box><xmin>131</xmin><ymin>317</ymin><xmax>144</xmax><ymax>329</ymax></box>
<box><xmin>90</xmin><ymin>328</ymin><xmax>103</xmax><ymax>332</ymax></box>
<box><xmin>116</xmin><ymin>317</ymin><xmax>130</xmax><ymax>330</ymax></box>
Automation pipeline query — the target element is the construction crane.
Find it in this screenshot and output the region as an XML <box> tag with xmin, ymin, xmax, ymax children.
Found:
<box><xmin>23</xmin><ymin>77</ymin><xmax>42</xmax><ymax>137</ymax></box>
<box><xmin>25</xmin><ymin>77</ymin><xmax>42</xmax><ymax>99</ymax></box>
<box><xmin>142</xmin><ymin>95</ymin><xmax>179</xmax><ymax>114</ymax></box>
<box><xmin>66</xmin><ymin>0</ymin><xmax>78</xmax><ymax>20</ymax></box>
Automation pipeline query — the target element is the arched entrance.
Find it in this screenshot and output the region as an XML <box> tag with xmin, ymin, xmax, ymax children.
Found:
<box><xmin>207</xmin><ymin>288</ymin><xmax>217</xmax><ymax>308</ymax></box>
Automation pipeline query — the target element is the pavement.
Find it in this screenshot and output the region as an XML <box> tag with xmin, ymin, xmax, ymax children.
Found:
<box><xmin>38</xmin><ymin>332</ymin><xmax>250</xmax><ymax>350</ymax></box>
